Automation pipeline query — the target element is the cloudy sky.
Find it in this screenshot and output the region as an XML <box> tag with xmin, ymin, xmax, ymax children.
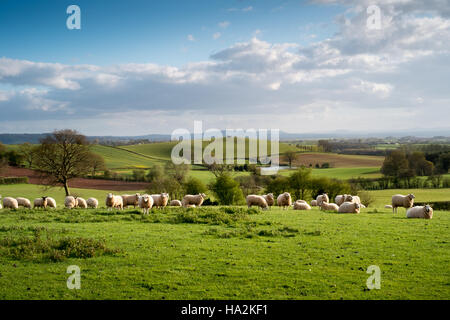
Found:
<box><xmin>0</xmin><ymin>0</ymin><xmax>449</xmax><ymax>136</ymax></box>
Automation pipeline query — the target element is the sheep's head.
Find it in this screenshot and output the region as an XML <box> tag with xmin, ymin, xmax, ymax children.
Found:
<box><xmin>200</xmin><ymin>193</ymin><xmax>206</xmax><ymax>199</ymax></box>
<box><xmin>267</xmin><ymin>193</ymin><xmax>274</xmax><ymax>200</ymax></box>
<box><xmin>346</xmin><ymin>195</ymin><xmax>353</xmax><ymax>201</ymax></box>
<box><xmin>424</xmin><ymin>205</ymin><xmax>432</xmax><ymax>216</ymax></box>
<box><xmin>408</xmin><ymin>194</ymin><xmax>415</xmax><ymax>200</ymax></box>
<box><xmin>355</xmin><ymin>203</ymin><xmax>361</xmax><ymax>209</ymax></box>
<box><xmin>143</xmin><ymin>195</ymin><xmax>149</xmax><ymax>203</ymax></box>
<box><xmin>107</xmin><ymin>193</ymin><xmax>113</xmax><ymax>199</ymax></box>
<box><xmin>284</xmin><ymin>192</ymin><xmax>290</xmax><ymax>200</ymax></box>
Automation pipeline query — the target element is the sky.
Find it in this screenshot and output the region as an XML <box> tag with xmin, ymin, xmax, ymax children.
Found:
<box><xmin>0</xmin><ymin>0</ymin><xmax>450</xmax><ymax>136</ymax></box>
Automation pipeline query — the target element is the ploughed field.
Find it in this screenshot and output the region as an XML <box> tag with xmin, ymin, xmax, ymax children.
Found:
<box><xmin>0</xmin><ymin>203</ymin><xmax>448</xmax><ymax>299</ymax></box>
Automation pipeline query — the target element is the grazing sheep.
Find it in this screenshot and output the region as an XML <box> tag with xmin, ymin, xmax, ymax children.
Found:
<box><xmin>86</xmin><ymin>197</ymin><xmax>99</xmax><ymax>209</ymax></box>
<box><xmin>310</xmin><ymin>199</ymin><xmax>318</xmax><ymax>207</ymax></box>
<box><xmin>106</xmin><ymin>193</ymin><xmax>123</xmax><ymax>210</ymax></box>
<box><xmin>391</xmin><ymin>194</ymin><xmax>415</xmax><ymax>213</ymax></box>
<box><xmin>406</xmin><ymin>205</ymin><xmax>433</xmax><ymax>219</ymax></box>
<box><xmin>182</xmin><ymin>193</ymin><xmax>206</xmax><ymax>207</ymax></box>
<box><xmin>277</xmin><ymin>192</ymin><xmax>292</xmax><ymax>209</ymax></box>
<box><xmin>246</xmin><ymin>195</ymin><xmax>269</xmax><ymax>210</ymax></box>
<box><xmin>16</xmin><ymin>197</ymin><xmax>31</xmax><ymax>209</ymax></box>
<box><xmin>3</xmin><ymin>197</ymin><xmax>19</xmax><ymax>209</ymax></box>
<box><xmin>151</xmin><ymin>193</ymin><xmax>169</xmax><ymax>209</ymax></box>
<box><xmin>33</xmin><ymin>196</ymin><xmax>48</xmax><ymax>209</ymax></box>
<box><xmin>320</xmin><ymin>202</ymin><xmax>339</xmax><ymax>212</ymax></box>
<box><xmin>293</xmin><ymin>201</ymin><xmax>311</xmax><ymax>210</ymax></box>
<box><xmin>263</xmin><ymin>193</ymin><xmax>275</xmax><ymax>209</ymax></box>
<box><xmin>121</xmin><ymin>193</ymin><xmax>140</xmax><ymax>208</ymax></box>
<box><xmin>338</xmin><ymin>202</ymin><xmax>361</xmax><ymax>214</ymax></box>
<box><xmin>65</xmin><ymin>196</ymin><xmax>76</xmax><ymax>209</ymax></box>
<box><xmin>170</xmin><ymin>200</ymin><xmax>182</xmax><ymax>207</ymax></box>
<box><xmin>75</xmin><ymin>197</ymin><xmax>87</xmax><ymax>209</ymax></box>
<box><xmin>316</xmin><ymin>193</ymin><xmax>329</xmax><ymax>206</ymax></box>
<box><xmin>385</xmin><ymin>205</ymin><xmax>393</xmax><ymax>209</ymax></box>
<box><xmin>46</xmin><ymin>197</ymin><xmax>57</xmax><ymax>209</ymax></box>
<box><xmin>138</xmin><ymin>194</ymin><xmax>154</xmax><ymax>215</ymax></box>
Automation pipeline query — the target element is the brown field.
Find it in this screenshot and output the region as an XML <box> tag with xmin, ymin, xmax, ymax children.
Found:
<box><xmin>287</xmin><ymin>153</ymin><xmax>384</xmax><ymax>168</ymax></box>
<box><xmin>2</xmin><ymin>166</ymin><xmax>148</xmax><ymax>191</ymax></box>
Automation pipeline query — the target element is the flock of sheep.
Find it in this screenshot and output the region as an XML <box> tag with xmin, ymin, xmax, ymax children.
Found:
<box><xmin>0</xmin><ymin>191</ymin><xmax>433</xmax><ymax>219</ymax></box>
<box><xmin>245</xmin><ymin>192</ymin><xmax>433</xmax><ymax>219</ymax></box>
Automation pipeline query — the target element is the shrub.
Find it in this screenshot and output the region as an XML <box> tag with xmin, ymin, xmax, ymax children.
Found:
<box><xmin>0</xmin><ymin>177</ymin><xmax>29</xmax><ymax>185</ymax></box>
<box><xmin>184</xmin><ymin>177</ymin><xmax>207</xmax><ymax>195</ymax></box>
<box><xmin>209</xmin><ymin>173</ymin><xmax>245</xmax><ymax>205</ymax></box>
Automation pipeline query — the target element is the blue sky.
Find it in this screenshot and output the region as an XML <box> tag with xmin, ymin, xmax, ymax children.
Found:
<box><xmin>0</xmin><ymin>0</ymin><xmax>450</xmax><ymax>135</ymax></box>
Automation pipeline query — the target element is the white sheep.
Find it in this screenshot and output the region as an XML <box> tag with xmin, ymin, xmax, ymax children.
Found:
<box><xmin>138</xmin><ymin>194</ymin><xmax>154</xmax><ymax>215</ymax></box>
<box><xmin>33</xmin><ymin>196</ymin><xmax>48</xmax><ymax>209</ymax></box>
<box><xmin>65</xmin><ymin>196</ymin><xmax>76</xmax><ymax>209</ymax></box>
<box><xmin>121</xmin><ymin>193</ymin><xmax>140</xmax><ymax>208</ymax></box>
<box><xmin>293</xmin><ymin>201</ymin><xmax>311</xmax><ymax>210</ymax></box>
<box><xmin>406</xmin><ymin>205</ymin><xmax>433</xmax><ymax>219</ymax></box>
<box><xmin>3</xmin><ymin>197</ymin><xmax>19</xmax><ymax>209</ymax></box>
<box><xmin>16</xmin><ymin>197</ymin><xmax>31</xmax><ymax>209</ymax></box>
<box><xmin>246</xmin><ymin>195</ymin><xmax>269</xmax><ymax>210</ymax></box>
<box><xmin>170</xmin><ymin>200</ymin><xmax>182</xmax><ymax>207</ymax></box>
<box><xmin>106</xmin><ymin>193</ymin><xmax>123</xmax><ymax>210</ymax></box>
<box><xmin>391</xmin><ymin>194</ymin><xmax>415</xmax><ymax>213</ymax></box>
<box><xmin>320</xmin><ymin>202</ymin><xmax>339</xmax><ymax>212</ymax></box>
<box><xmin>385</xmin><ymin>205</ymin><xmax>393</xmax><ymax>209</ymax></box>
<box><xmin>46</xmin><ymin>197</ymin><xmax>57</xmax><ymax>209</ymax></box>
<box><xmin>75</xmin><ymin>197</ymin><xmax>87</xmax><ymax>209</ymax></box>
<box><xmin>182</xmin><ymin>193</ymin><xmax>206</xmax><ymax>207</ymax></box>
<box><xmin>316</xmin><ymin>193</ymin><xmax>329</xmax><ymax>206</ymax></box>
<box><xmin>277</xmin><ymin>192</ymin><xmax>292</xmax><ymax>209</ymax></box>
<box><xmin>310</xmin><ymin>199</ymin><xmax>318</xmax><ymax>207</ymax></box>
<box><xmin>263</xmin><ymin>193</ymin><xmax>275</xmax><ymax>209</ymax></box>
<box><xmin>338</xmin><ymin>202</ymin><xmax>361</xmax><ymax>214</ymax></box>
<box><xmin>0</xmin><ymin>195</ymin><xmax>2</xmax><ymax>209</ymax></box>
<box><xmin>151</xmin><ymin>193</ymin><xmax>169</xmax><ymax>209</ymax></box>
<box><xmin>86</xmin><ymin>197</ymin><xmax>99</xmax><ymax>209</ymax></box>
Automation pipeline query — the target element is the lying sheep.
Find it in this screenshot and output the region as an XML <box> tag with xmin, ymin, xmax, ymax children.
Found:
<box><xmin>106</xmin><ymin>193</ymin><xmax>123</xmax><ymax>210</ymax></box>
<box><xmin>391</xmin><ymin>194</ymin><xmax>415</xmax><ymax>213</ymax></box>
<box><xmin>316</xmin><ymin>193</ymin><xmax>329</xmax><ymax>206</ymax></box>
<box><xmin>170</xmin><ymin>200</ymin><xmax>182</xmax><ymax>207</ymax></box>
<box><xmin>338</xmin><ymin>202</ymin><xmax>361</xmax><ymax>214</ymax></box>
<box><xmin>310</xmin><ymin>199</ymin><xmax>318</xmax><ymax>207</ymax></box>
<box><xmin>293</xmin><ymin>201</ymin><xmax>311</xmax><ymax>210</ymax></box>
<box><xmin>406</xmin><ymin>205</ymin><xmax>433</xmax><ymax>219</ymax></box>
<box><xmin>263</xmin><ymin>193</ymin><xmax>275</xmax><ymax>209</ymax></box>
<box><xmin>3</xmin><ymin>197</ymin><xmax>19</xmax><ymax>209</ymax></box>
<box><xmin>246</xmin><ymin>195</ymin><xmax>268</xmax><ymax>210</ymax></box>
<box><xmin>33</xmin><ymin>196</ymin><xmax>48</xmax><ymax>209</ymax></box>
<box><xmin>320</xmin><ymin>202</ymin><xmax>339</xmax><ymax>212</ymax></box>
<box><xmin>75</xmin><ymin>197</ymin><xmax>87</xmax><ymax>209</ymax></box>
<box><xmin>121</xmin><ymin>193</ymin><xmax>140</xmax><ymax>208</ymax></box>
<box><xmin>277</xmin><ymin>192</ymin><xmax>292</xmax><ymax>209</ymax></box>
<box><xmin>16</xmin><ymin>197</ymin><xmax>31</xmax><ymax>209</ymax></box>
<box><xmin>151</xmin><ymin>193</ymin><xmax>169</xmax><ymax>209</ymax></box>
<box><xmin>65</xmin><ymin>196</ymin><xmax>76</xmax><ymax>209</ymax></box>
<box><xmin>182</xmin><ymin>193</ymin><xmax>206</xmax><ymax>207</ymax></box>
<box><xmin>87</xmin><ymin>197</ymin><xmax>99</xmax><ymax>209</ymax></box>
<box><xmin>46</xmin><ymin>197</ymin><xmax>57</xmax><ymax>209</ymax></box>
<box><xmin>138</xmin><ymin>194</ymin><xmax>154</xmax><ymax>215</ymax></box>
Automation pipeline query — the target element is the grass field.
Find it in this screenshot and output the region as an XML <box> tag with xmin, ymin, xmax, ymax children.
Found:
<box><xmin>0</xmin><ymin>204</ymin><xmax>448</xmax><ymax>300</ymax></box>
<box><xmin>368</xmin><ymin>188</ymin><xmax>450</xmax><ymax>207</ymax></box>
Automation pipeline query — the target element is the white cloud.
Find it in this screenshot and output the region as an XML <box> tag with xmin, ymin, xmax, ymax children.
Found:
<box><xmin>213</xmin><ymin>32</ymin><xmax>221</xmax><ymax>40</ymax></box>
<box><xmin>218</xmin><ymin>21</ymin><xmax>230</xmax><ymax>28</ymax></box>
<box><xmin>187</xmin><ymin>34</ymin><xmax>195</xmax><ymax>41</ymax></box>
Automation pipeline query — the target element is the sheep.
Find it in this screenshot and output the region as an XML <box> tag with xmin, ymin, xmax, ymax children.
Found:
<box><xmin>138</xmin><ymin>194</ymin><xmax>154</xmax><ymax>215</ymax></box>
<box><xmin>75</xmin><ymin>197</ymin><xmax>87</xmax><ymax>209</ymax></box>
<box><xmin>391</xmin><ymin>194</ymin><xmax>415</xmax><ymax>213</ymax></box>
<box><xmin>335</xmin><ymin>195</ymin><xmax>346</xmax><ymax>206</ymax></box>
<box><xmin>185</xmin><ymin>204</ymin><xmax>196</xmax><ymax>208</ymax></box>
<box><xmin>170</xmin><ymin>200</ymin><xmax>182</xmax><ymax>207</ymax></box>
<box><xmin>246</xmin><ymin>195</ymin><xmax>269</xmax><ymax>210</ymax></box>
<box><xmin>320</xmin><ymin>202</ymin><xmax>339</xmax><ymax>212</ymax></box>
<box><xmin>316</xmin><ymin>193</ymin><xmax>329</xmax><ymax>206</ymax></box>
<box><xmin>0</xmin><ymin>195</ymin><xmax>2</xmax><ymax>209</ymax></box>
<box><xmin>46</xmin><ymin>197</ymin><xmax>57</xmax><ymax>209</ymax></box>
<box><xmin>33</xmin><ymin>196</ymin><xmax>48</xmax><ymax>209</ymax></box>
<box><xmin>65</xmin><ymin>196</ymin><xmax>76</xmax><ymax>209</ymax></box>
<box><xmin>3</xmin><ymin>197</ymin><xmax>19</xmax><ymax>209</ymax></box>
<box><xmin>86</xmin><ymin>197</ymin><xmax>99</xmax><ymax>209</ymax></box>
<box><xmin>263</xmin><ymin>193</ymin><xmax>275</xmax><ymax>209</ymax></box>
<box><xmin>338</xmin><ymin>202</ymin><xmax>361</xmax><ymax>214</ymax></box>
<box><xmin>106</xmin><ymin>193</ymin><xmax>123</xmax><ymax>210</ymax></box>
<box><xmin>151</xmin><ymin>193</ymin><xmax>169</xmax><ymax>209</ymax></box>
<box><xmin>121</xmin><ymin>193</ymin><xmax>140</xmax><ymax>208</ymax></box>
<box><xmin>182</xmin><ymin>193</ymin><xmax>206</xmax><ymax>207</ymax></box>
<box><xmin>385</xmin><ymin>205</ymin><xmax>393</xmax><ymax>209</ymax></box>
<box><xmin>277</xmin><ymin>192</ymin><xmax>292</xmax><ymax>209</ymax></box>
<box><xmin>310</xmin><ymin>199</ymin><xmax>318</xmax><ymax>207</ymax></box>
<box><xmin>16</xmin><ymin>197</ymin><xmax>31</xmax><ymax>209</ymax></box>
<box><xmin>293</xmin><ymin>201</ymin><xmax>311</xmax><ymax>210</ymax></box>
<box><xmin>406</xmin><ymin>205</ymin><xmax>433</xmax><ymax>219</ymax></box>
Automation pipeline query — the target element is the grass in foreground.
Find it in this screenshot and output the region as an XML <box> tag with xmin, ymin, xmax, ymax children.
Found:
<box><xmin>0</xmin><ymin>205</ymin><xmax>448</xmax><ymax>300</ymax></box>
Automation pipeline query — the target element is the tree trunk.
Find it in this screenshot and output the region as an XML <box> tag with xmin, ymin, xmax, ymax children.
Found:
<box><xmin>63</xmin><ymin>181</ymin><xmax>70</xmax><ymax>196</ymax></box>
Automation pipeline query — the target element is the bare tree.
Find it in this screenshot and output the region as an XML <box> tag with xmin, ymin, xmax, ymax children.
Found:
<box><xmin>34</xmin><ymin>129</ymin><xmax>95</xmax><ymax>196</ymax></box>
<box><xmin>206</xmin><ymin>163</ymin><xmax>233</xmax><ymax>177</ymax></box>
